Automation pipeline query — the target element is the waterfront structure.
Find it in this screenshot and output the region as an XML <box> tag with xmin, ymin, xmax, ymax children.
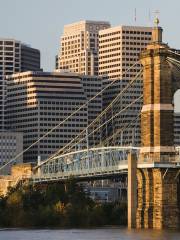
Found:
<box><xmin>2</xmin><ymin>21</ymin><xmax>180</xmax><ymax>230</ymax></box>
<box><xmin>0</xmin><ymin>131</ymin><xmax>23</xmax><ymax>174</ymax></box>
<box><xmin>83</xmin><ymin>179</ymin><xmax>127</xmax><ymax>203</ymax></box>
<box><xmin>6</xmin><ymin>71</ymin><xmax>88</xmax><ymax>163</ymax></box>
<box><xmin>57</xmin><ymin>20</ymin><xmax>110</xmax><ymax>75</ymax></box>
<box><xmin>86</xmin><ymin>185</ymin><xmax>125</xmax><ymax>203</ymax></box>
<box><xmin>135</xmin><ymin>23</ymin><xmax>180</xmax><ymax>229</ymax></box>
<box><xmin>0</xmin><ymin>39</ymin><xmax>41</xmax><ymax>130</ymax></box>
<box><xmin>99</xmin><ymin>26</ymin><xmax>152</xmax><ymax>146</ymax></box>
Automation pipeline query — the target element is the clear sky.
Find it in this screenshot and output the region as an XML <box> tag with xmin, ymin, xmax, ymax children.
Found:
<box><xmin>1</xmin><ymin>0</ymin><xmax>180</xmax><ymax>109</ymax></box>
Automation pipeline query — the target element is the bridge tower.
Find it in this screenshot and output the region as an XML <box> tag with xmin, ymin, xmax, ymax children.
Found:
<box><xmin>136</xmin><ymin>19</ymin><xmax>180</xmax><ymax>229</ymax></box>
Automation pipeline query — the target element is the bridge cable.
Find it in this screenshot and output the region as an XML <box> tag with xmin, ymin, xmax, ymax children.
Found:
<box><xmin>36</xmin><ymin>70</ymin><xmax>143</xmax><ymax>167</ymax></box>
<box><xmin>102</xmin><ymin>112</ymin><xmax>141</xmax><ymax>147</ymax></box>
<box><xmin>0</xmin><ymin>61</ymin><xmax>140</xmax><ymax>172</ymax></box>
<box><xmin>39</xmin><ymin>95</ymin><xmax>142</xmax><ymax>165</ymax></box>
<box><xmin>60</xmin><ymin>70</ymin><xmax>143</xmax><ymax>152</ymax></box>
<box><xmin>168</xmin><ymin>50</ymin><xmax>180</xmax><ymax>57</ymax></box>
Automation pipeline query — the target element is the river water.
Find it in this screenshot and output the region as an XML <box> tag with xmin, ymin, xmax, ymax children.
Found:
<box><xmin>0</xmin><ymin>228</ymin><xmax>180</xmax><ymax>240</ymax></box>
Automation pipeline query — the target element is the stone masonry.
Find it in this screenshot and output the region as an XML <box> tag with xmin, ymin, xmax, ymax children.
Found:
<box><xmin>136</xmin><ymin>168</ymin><xmax>180</xmax><ymax>229</ymax></box>
<box><xmin>136</xmin><ymin>23</ymin><xmax>180</xmax><ymax>229</ymax></box>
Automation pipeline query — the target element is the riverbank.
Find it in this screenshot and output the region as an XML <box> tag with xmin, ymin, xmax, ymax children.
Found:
<box><xmin>0</xmin><ymin>179</ymin><xmax>127</xmax><ymax>228</ymax></box>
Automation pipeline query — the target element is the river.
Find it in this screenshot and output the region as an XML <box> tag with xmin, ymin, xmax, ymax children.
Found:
<box><xmin>0</xmin><ymin>228</ymin><xmax>180</xmax><ymax>240</ymax></box>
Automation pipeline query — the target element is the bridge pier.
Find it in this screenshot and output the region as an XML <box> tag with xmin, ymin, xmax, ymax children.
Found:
<box><xmin>135</xmin><ymin>19</ymin><xmax>180</xmax><ymax>229</ymax></box>
<box><xmin>136</xmin><ymin>168</ymin><xmax>180</xmax><ymax>229</ymax></box>
<box><xmin>128</xmin><ymin>153</ymin><xmax>137</xmax><ymax>228</ymax></box>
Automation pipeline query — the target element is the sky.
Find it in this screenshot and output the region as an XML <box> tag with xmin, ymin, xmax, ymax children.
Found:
<box><xmin>1</xmin><ymin>0</ymin><xmax>180</xmax><ymax>109</ymax></box>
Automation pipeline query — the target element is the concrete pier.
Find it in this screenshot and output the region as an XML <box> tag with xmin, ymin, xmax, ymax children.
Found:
<box><xmin>128</xmin><ymin>152</ymin><xmax>137</xmax><ymax>228</ymax></box>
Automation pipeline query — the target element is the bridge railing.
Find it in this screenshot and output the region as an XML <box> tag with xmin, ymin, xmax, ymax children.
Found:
<box><xmin>138</xmin><ymin>152</ymin><xmax>180</xmax><ymax>164</ymax></box>
<box><xmin>32</xmin><ymin>160</ymin><xmax>128</xmax><ymax>183</ymax></box>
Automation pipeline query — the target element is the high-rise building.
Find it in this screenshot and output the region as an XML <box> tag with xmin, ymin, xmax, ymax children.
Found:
<box><xmin>0</xmin><ymin>39</ymin><xmax>21</xmax><ymax>130</ymax></box>
<box><xmin>0</xmin><ymin>39</ymin><xmax>41</xmax><ymax>130</ymax></box>
<box><xmin>99</xmin><ymin>25</ymin><xmax>152</xmax><ymax>79</ymax></box>
<box><xmin>21</xmin><ymin>44</ymin><xmax>41</xmax><ymax>72</ymax></box>
<box><xmin>6</xmin><ymin>70</ymin><xmax>104</xmax><ymax>163</ymax></box>
<box><xmin>81</xmin><ymin>75</ymin><xmax>103</xmax><ymax>145</ymax></box>
<box><xmin>98</xmin><ymin>26</ymin><xmax>153</xmax><ymax>146</ymax></box>
<box><xmin>6</xmin><ymin>71</ymin><xmax>88</xmax><ymax>163</ymax></box>
<box><xmin>57</xmin><ymin>20</ymin><xmax>110</xmax><ymax>76</ymax></box>
<box><xmin>102</xmin><ymin>78</ymin><xmax>143</xmax><ymax>146</ymax></box>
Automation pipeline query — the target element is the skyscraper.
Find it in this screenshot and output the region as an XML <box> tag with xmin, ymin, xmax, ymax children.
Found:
<box><xmin>98</xmin><ymin>26</ymin><xmax>153</xmax><ymax>146</ymax></box>
<box><xmin>0</xmin><ymin>39</ymin><xmax>41</xmax><ymax>130</ymax></box>
<box><xmin>57</xmin><ymin>20</ymin><xmax>110</xmax><ymax>75</ymax></box>
<box><xmin>6</xmin><ymin>71</ymin><xmax>88</xmax><ymax>163</ymax></box>
<box><xmin>6</xmin><ymin>70</ymin><xmax>104</xmax><ymax>163</ymax></box>
<box><xmin>99</xmin><ymin>25</ymin><xmax>152</xmax><ymax>79</ymax></box>
<box><xmin>21</xmin><ymin>44</ymin><xmax>41</xmax><ymax>71</ymax></box>
<box><xmin>0</xmin><ymin>39</ymin><xmax>21</xmax><ymax>130</ymax></box>
<box><xmin>81</xmin><ymin>75</ymin><xmax>103</xmax><ymax>145</ymax></box>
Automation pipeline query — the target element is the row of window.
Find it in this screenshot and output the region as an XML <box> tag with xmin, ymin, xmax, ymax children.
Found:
<box><xmin>100</xmin><ymin>30</ymin><xmax>152</xmax><ymax>38</ymax></box>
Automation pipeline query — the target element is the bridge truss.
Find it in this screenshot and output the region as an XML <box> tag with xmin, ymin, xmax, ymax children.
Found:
<box><xmin>32</xmin><ymin>146</ymin><xmax>139</xmax><ymax>183</ymax></box>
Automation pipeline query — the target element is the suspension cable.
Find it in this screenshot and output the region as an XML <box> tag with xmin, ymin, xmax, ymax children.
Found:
<box><xmin>37</xmin><ymin>94</ymin><xmax>142</xmax><ymax>168</ymax></box>
<box><xmin>83</xmin><ymin>95</ymin><xmax>142</xmax><ymax>144</ymax></box>
<box><xmin>168</xmin><ymin>50</ymin><xmax>180</xmax><ymax>57</ymax></box>
<box><xmin>0</xmin><ymin>61</ymin><xmax>140</xmax><ymax>172</ymax></box>
<box><xmin>102</xmin><ymin>112</ymin><xmax>141</xmax><ymax>146</ymax></box>
<box><xmin>36</xmin><ymin>70</ymin><xmax>143</xmax><ymax>167</ymax></box>
<box><xmin>167</xmin><ymin>57</ymin><xmax>180</xmax><ymax>67</ymax></box>
<box><xmin>166</xmin><ymin>58</ymin><xmax>180</xmax><ymax>73</ymax></box>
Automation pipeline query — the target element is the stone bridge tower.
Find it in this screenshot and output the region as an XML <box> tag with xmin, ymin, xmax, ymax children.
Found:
<box><xmin>136</xmin><ymin>19</ymin><xmax>180</xmax><ymax>229</ymax></box>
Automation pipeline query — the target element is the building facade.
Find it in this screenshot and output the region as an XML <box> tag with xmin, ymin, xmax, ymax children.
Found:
<box><xmin>57</xmin><ymin>20</ymin><xmax>110</xmax><ymax>76</ymax></box>
<box><xmin>21</xmin><ymin>44</ymin><xmax>41</xmax><ymax>72</ymax></box>
<box><xmin>0</xmin><ymin>39</ymin><xmax>21</xmax><ymax>130</ymax></box>
<box><xmin>6</xmin><ymin>71</ymin><xmax>88</xmax><ymax>163</ymax></box>
<box><xmin>81</xmin><ymin>75</ymin><xmax>102</xmax><ymax>145</ymax></box>
<box><xmin>0</xmin><ymin>131</ymin><xmax>23</xmax><ymax>174</ymax></box>
<box><xmin>98</xmin><ymin>26</ymin><xmax>152</xmax><ymax>146</ymax></box>
<box><xmin>101</xmin><ymin>78</ymin><xmax>143</xmax><ymax>146</ymax></box>
<box><xmin>0</xmin><ymin>39</ymin><xmax>41</xmax><ymax>130</ymax></box>
<box><xmin>99</xmin><ymin>25</ymin><xmax>152</xmax><ymax>79</ymax></box>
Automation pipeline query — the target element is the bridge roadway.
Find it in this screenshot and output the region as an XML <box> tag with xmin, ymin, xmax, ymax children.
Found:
<box><xmin>31</xmin><ymin>146</ymin><xmax>180</xmax><ymax>184</ymax></box>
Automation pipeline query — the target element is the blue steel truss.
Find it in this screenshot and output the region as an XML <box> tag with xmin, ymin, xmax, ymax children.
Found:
<box><xmin>32</xmin><ymin>146</ymin><xmax>139</xmax><ymax>183</ymax></box>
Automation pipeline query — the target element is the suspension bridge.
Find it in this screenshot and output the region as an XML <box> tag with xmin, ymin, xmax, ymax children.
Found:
<box><xmin>1</xmin><ymin>21</ymin><xmax>180</xmax><ymax>229</ymax></box>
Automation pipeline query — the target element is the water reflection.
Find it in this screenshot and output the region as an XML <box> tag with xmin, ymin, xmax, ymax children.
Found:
<box><xmin>0</xmin><ymin>227</ymin><xmax>180</xmax><ymax>240</ymax></box>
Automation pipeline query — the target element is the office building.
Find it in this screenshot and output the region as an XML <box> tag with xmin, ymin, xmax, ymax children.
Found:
<box><xmin>57</xmin><ymin>20</ymin><xmax>110</xmax><ymax>75</ymax></box>
<box><xmin>21</xmin><ymin>44</ymin><xmax>41</xmax><ymax>71</ymax></box>
<box><xmin>6</xmin><ymin>71</ymin><xmax>88</xmax><ymax>163</ymax></box>
<box><xmin>98</xmin><ymin>26</ymin><xmax>152</xmax><ymax>146</ymax></box>
<box><xmin>0</xmin><ymin>39</ymin><xmax>21</xmax><ymax>130</ymax></box>
<box><xmin>0</xmin><ymin>131</ymin><xmax>23</xmax><ymax>174</ymax></box>
<box><xmin>81</xmin><ymin>75</ymin><xmax>103</xmax><ymax>145</ymax></box>
<box><xmin>0</xmin><ymin>39</ymin><xmax>41</xmax><ymax>130</ymax></box>
<box><xmin>99</xmin><ymin>25</ymin><xmax>152</xmax><ymax>79</ymax></box>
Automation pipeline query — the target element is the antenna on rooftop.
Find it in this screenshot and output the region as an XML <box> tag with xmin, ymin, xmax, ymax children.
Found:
<box><xmin>134</xmin><ymin>8</ymin><xmax>137</xmax><ymax>23</ymax></box>
<box><xmin>148</xmin><ymin>9</ymin><xmax>151</xmax><ymax>26</ymax></box>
